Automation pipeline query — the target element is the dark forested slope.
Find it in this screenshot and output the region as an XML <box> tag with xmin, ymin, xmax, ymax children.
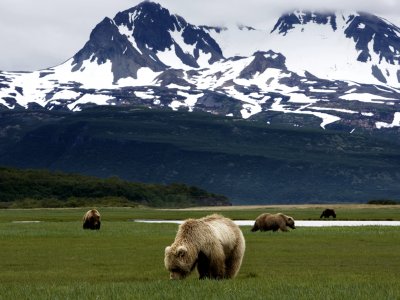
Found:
<box><xmin>0</xmin><ymin>107</ymin><xmax>399</xmax><ymax>204</ymax></box>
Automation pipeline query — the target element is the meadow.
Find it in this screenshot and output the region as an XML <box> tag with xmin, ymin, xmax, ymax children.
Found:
<box><xmin>0</xmin><ymin>206</ymin><xmax>399</xmax><ymax>299</ymax></box>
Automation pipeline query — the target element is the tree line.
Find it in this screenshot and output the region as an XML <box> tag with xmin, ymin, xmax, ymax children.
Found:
<box><xmin>0</xmin><ymin>167</ymin><xmax>230</xmax><ymax>208</ymax></box>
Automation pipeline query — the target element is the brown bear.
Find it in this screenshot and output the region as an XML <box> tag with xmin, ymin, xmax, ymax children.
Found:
<box><xmin>320</xmin><ymin>209</ymin><xmax>336</xmax><ymax>219</ymax></box>
<box><xmin>251</xmin><ymin>213</ymin><xmax>295</xmax><ymax>232</ymax></box>
<box><xmin>164</xmin><ymin>214</ymin><xmax>245</xmax><ymax>280</ymax></box>
<box><xmin>82</xmin><ymin>209</ymin><xmax>101</xmax><ymax>230</ymax></box>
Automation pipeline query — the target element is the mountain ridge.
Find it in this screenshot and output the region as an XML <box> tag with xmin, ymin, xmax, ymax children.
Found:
<box><xmin>0</xmin><ymin>1</ymin><xmax>399</xmax><ymax>133</ymax></box>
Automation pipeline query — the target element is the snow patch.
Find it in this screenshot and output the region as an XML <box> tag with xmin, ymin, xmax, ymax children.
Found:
<box><xmin>268</xmin><ymin>97</ymin><xmax>340</xmax><ymax>129</ymax></box>
<box><xmin>170</xmin><ymin>29</ymin><xmax>196</xmax><ymax>57</ymax></box>
<box><xmin>67</xmin><ymin>94</ymin><xmax>113</xmax><ymax>111</ymax></box>
<box><xmin>54</xmin><ymin>57</ymin><xmax>114</xmax><ymax>89</ymax></box>
<box><xmin>376</xmin><ymin>112</ymin><xmax>400</xmax><ymax>129</ymax></box>
<box><xmin>51</xmin><ymin>90</ymin><xmax>81</xmax><ymax>101</ymax></box>
<box><xmin>340</xmin><ymin>93</ymin><xmax>399</xmax><ymax>103</ymax></box>
<box><xmin>157</xmin><ymin>44</ymin><xmax>191</xmax><ymax>70</ymax></box>
<box><xmin>361</xmin><ymin>112</ymin><xmax>374</xmax><ymax>117</ymax></box>
<box><xmin>166</xmin><ymin>83</ymin><xmax>191</xmax><ymax>90</ymax></box>
<box><xmin>117</xmin><ymin>67</ymin><xmax>160</xmax><ymax>86</ymax></box>
<box><xmin>169</xmin><ymin>91</ymin><xmax>203</xmax><ymax>112</ymax></box>
<box><xmin>134</xmin><ymin>91</ymin><xmax>154</xmax><ymax>99</ymax></box>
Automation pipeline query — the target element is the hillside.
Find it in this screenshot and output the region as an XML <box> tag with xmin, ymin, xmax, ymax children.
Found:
<box><xmin>0</xmin><ymin>165</ymin><xmax>230</xmax><ymax>208</ymax></box>
<box><xmin>0</xmin><ymin>106</ymin><xmax>399</xmax><ymax>204</ymax></box>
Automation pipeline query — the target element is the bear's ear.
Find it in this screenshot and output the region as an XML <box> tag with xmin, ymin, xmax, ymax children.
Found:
<box><xmin>176</xmin><ymin>245</ymin><xmax>187</xmax><ymax>258</ymax></box>
<box><xmin>165</xmin><ymin>246</ymin><xmax>171</xmax><ymax>255</ymax></box>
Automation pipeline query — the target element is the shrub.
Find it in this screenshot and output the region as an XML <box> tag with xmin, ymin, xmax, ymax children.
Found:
<box><xmin>367</xmin><ymin>199</ymin><xmax>399</xmax><ymax>205</ymax></box>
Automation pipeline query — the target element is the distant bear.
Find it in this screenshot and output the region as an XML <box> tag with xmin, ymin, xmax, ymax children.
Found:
<box><xmin>83</xmin><ymin>209</ymin><xmax>101</xmax><ymax>230</ymax></box>
<box><xmin>164</xmin><ymin>214</ymin><xmax>245</xmax><ymax>280</ymax></box>
<box><xmin>251</xmin><ymin>213</ymin><xmax>295</xmax><ymax>232</ymax></box>
<box><xmin>320</xmin><ymin>209</ymin><xmax>336</xmax><ymax>219</ymax></box>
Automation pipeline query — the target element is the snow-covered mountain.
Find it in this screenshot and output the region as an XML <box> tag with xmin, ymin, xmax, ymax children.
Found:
<box><xmin>270</xmin><ymin>11</ymin><xmax>400</xmax><ymax>87</ymax></box>
<box><xmin>72</xmin><ymin>2</ymin><xmax>224</xmax><ymax>80</ymax></box>
<box><xmin>1</xmin><ymin>1</ymin><xmax>400</xmax><ymax>132</ymax></box>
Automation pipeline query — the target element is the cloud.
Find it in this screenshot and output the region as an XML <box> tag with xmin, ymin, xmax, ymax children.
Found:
<box><xmin>0</xmin><ymin>0</ymin><xmax>136</xmax><ymax>70</ymax></box>
<box><xmin>0</xmin><ymin>0</ymin><xmax>399</xmax><ymax>71</ymax></box>
<box><xmin>159</xmin><ymin>0</ymin><xmax>400</xmax><ymax>27</ymax></box>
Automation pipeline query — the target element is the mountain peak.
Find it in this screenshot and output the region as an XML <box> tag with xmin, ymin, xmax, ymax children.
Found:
<box><xmin>271</xmin><ymin>10</ymin><xmax>339</xmax><ymax>35</ymax></box>
<box><xmin>70</xmin><ymin>0</ymin><xmax>223</xmax><ymax>82</ymax></box>
<box><xmin>134</xmin><ymin>0</ymin><xmax>163</xmax><ymax>10</ymax></box>
<box><xmin>119</xmin><ymin>0</ymin><xmax>164</xmax><ymax>16</ymax></box>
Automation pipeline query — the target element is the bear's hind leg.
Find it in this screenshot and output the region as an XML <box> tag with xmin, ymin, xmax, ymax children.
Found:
<box><xmin>209</xmin><ymin>258</ymin><xmax>225</xmax><ymax>279</ymax></box>
<box><xmin>208</xmin><ymin>247</ymin><xmax>226</xmax><ymax>279</ymax></box>
<box><xmin>224</xmin><ymin>241</ymin><xmax>245</xmax><ymax>278</ymax></box>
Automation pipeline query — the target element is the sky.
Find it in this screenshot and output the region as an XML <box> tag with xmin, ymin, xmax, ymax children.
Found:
<box><xmin>1</xmin><ymin>0</ymin><xmax>400</xmax><ymax>71</ymax></box>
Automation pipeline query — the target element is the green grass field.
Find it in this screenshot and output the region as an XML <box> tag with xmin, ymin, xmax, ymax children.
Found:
<box><xmin>0</xmin><ymin>206</ymin><xmax>400</xmax><ymax>299</ymax></box>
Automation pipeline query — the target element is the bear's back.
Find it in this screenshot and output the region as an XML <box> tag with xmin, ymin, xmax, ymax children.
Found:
<box><xmin>203</xmin><ymin>215</ymin><xmax>242</xmax><ymax>249</ymax></box>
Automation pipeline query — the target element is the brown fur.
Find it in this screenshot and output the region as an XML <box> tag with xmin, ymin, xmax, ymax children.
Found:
<box><xmin>82</xmin><ymin>209</ymin><xmax>101</xmax><ymax>230</ymax></box>
<box><xmin>251</xmin><ymin>213</ymin><xmax>295</xmax><ymax>232</ymax></box>
<box><xmin>320</xmin><ymin>209</ymin><xmax>336</xmax><ymax>219</ymax></box>
<box><xmin>164</xmin><ymin>214</ymin><xmax>245</xmax><ymax>280</ymax></box>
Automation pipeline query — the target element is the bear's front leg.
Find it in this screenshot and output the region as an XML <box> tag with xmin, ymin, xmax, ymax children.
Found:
<box><xmin>197</xmin><ymin>251</ymin><xmax>211</xmax><ymax>279</ymax></box>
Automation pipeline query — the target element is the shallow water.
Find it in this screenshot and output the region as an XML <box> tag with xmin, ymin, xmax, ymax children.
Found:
<box><xmin>135</xmin><ymin>220</ymin><xmax>400</xmax><ymax>227</ymax></box>
<box><xmin>11</xmin><ymin>221</ymin><xmax>41</xmax><ymax>223</ymax></box>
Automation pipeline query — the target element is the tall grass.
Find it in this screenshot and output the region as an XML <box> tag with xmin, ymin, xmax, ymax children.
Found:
<box><xmin>0</xmin><ymin>208</ymin><xmax>399</xmax><ymax>299</ymax></box>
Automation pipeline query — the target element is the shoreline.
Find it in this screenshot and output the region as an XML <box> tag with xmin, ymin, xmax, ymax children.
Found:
<box><xmin>135</xmin><ymin>219</ymin><xmax>400</xmax><ymax>227</ymax></box>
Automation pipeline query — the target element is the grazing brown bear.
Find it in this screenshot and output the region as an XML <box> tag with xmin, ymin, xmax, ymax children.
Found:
<box><xmin>83</xmin><ymin>209</ymin><xmax>101</xmax><ymax>230</ymax></box>
<box><xmin>320</xmin><ymin>209</ymin><xmax>336</xmax><ymax>219</ymax></box>
<box><xmin>251</xmin><ymin>213</ymin><xmax>295</xmax><ymax>232</ymax></box>
<box><xmin>164</xmin><ymin>214</ymin><xmax>245</xmax><ymax>280</ymax></box>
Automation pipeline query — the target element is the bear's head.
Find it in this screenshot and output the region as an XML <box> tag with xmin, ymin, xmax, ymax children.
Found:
<box><xmin>286</xmin><ymin>216</ymin><xmax>296</xmax><ymax>229</ymax></box>
<box><xmin>91</xmin><ymin>215</ymin><xmax>100</xmax><ymax>228</ymax></box>
<box><xmin>83</xmin><ymin>209</ymin><xmax>101</xmax><ymax>230</ymax></box>
<box><xmin>164</xmin><ymin>245</ymin><xmax>196</xmax><ymax>280</ymax></box>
